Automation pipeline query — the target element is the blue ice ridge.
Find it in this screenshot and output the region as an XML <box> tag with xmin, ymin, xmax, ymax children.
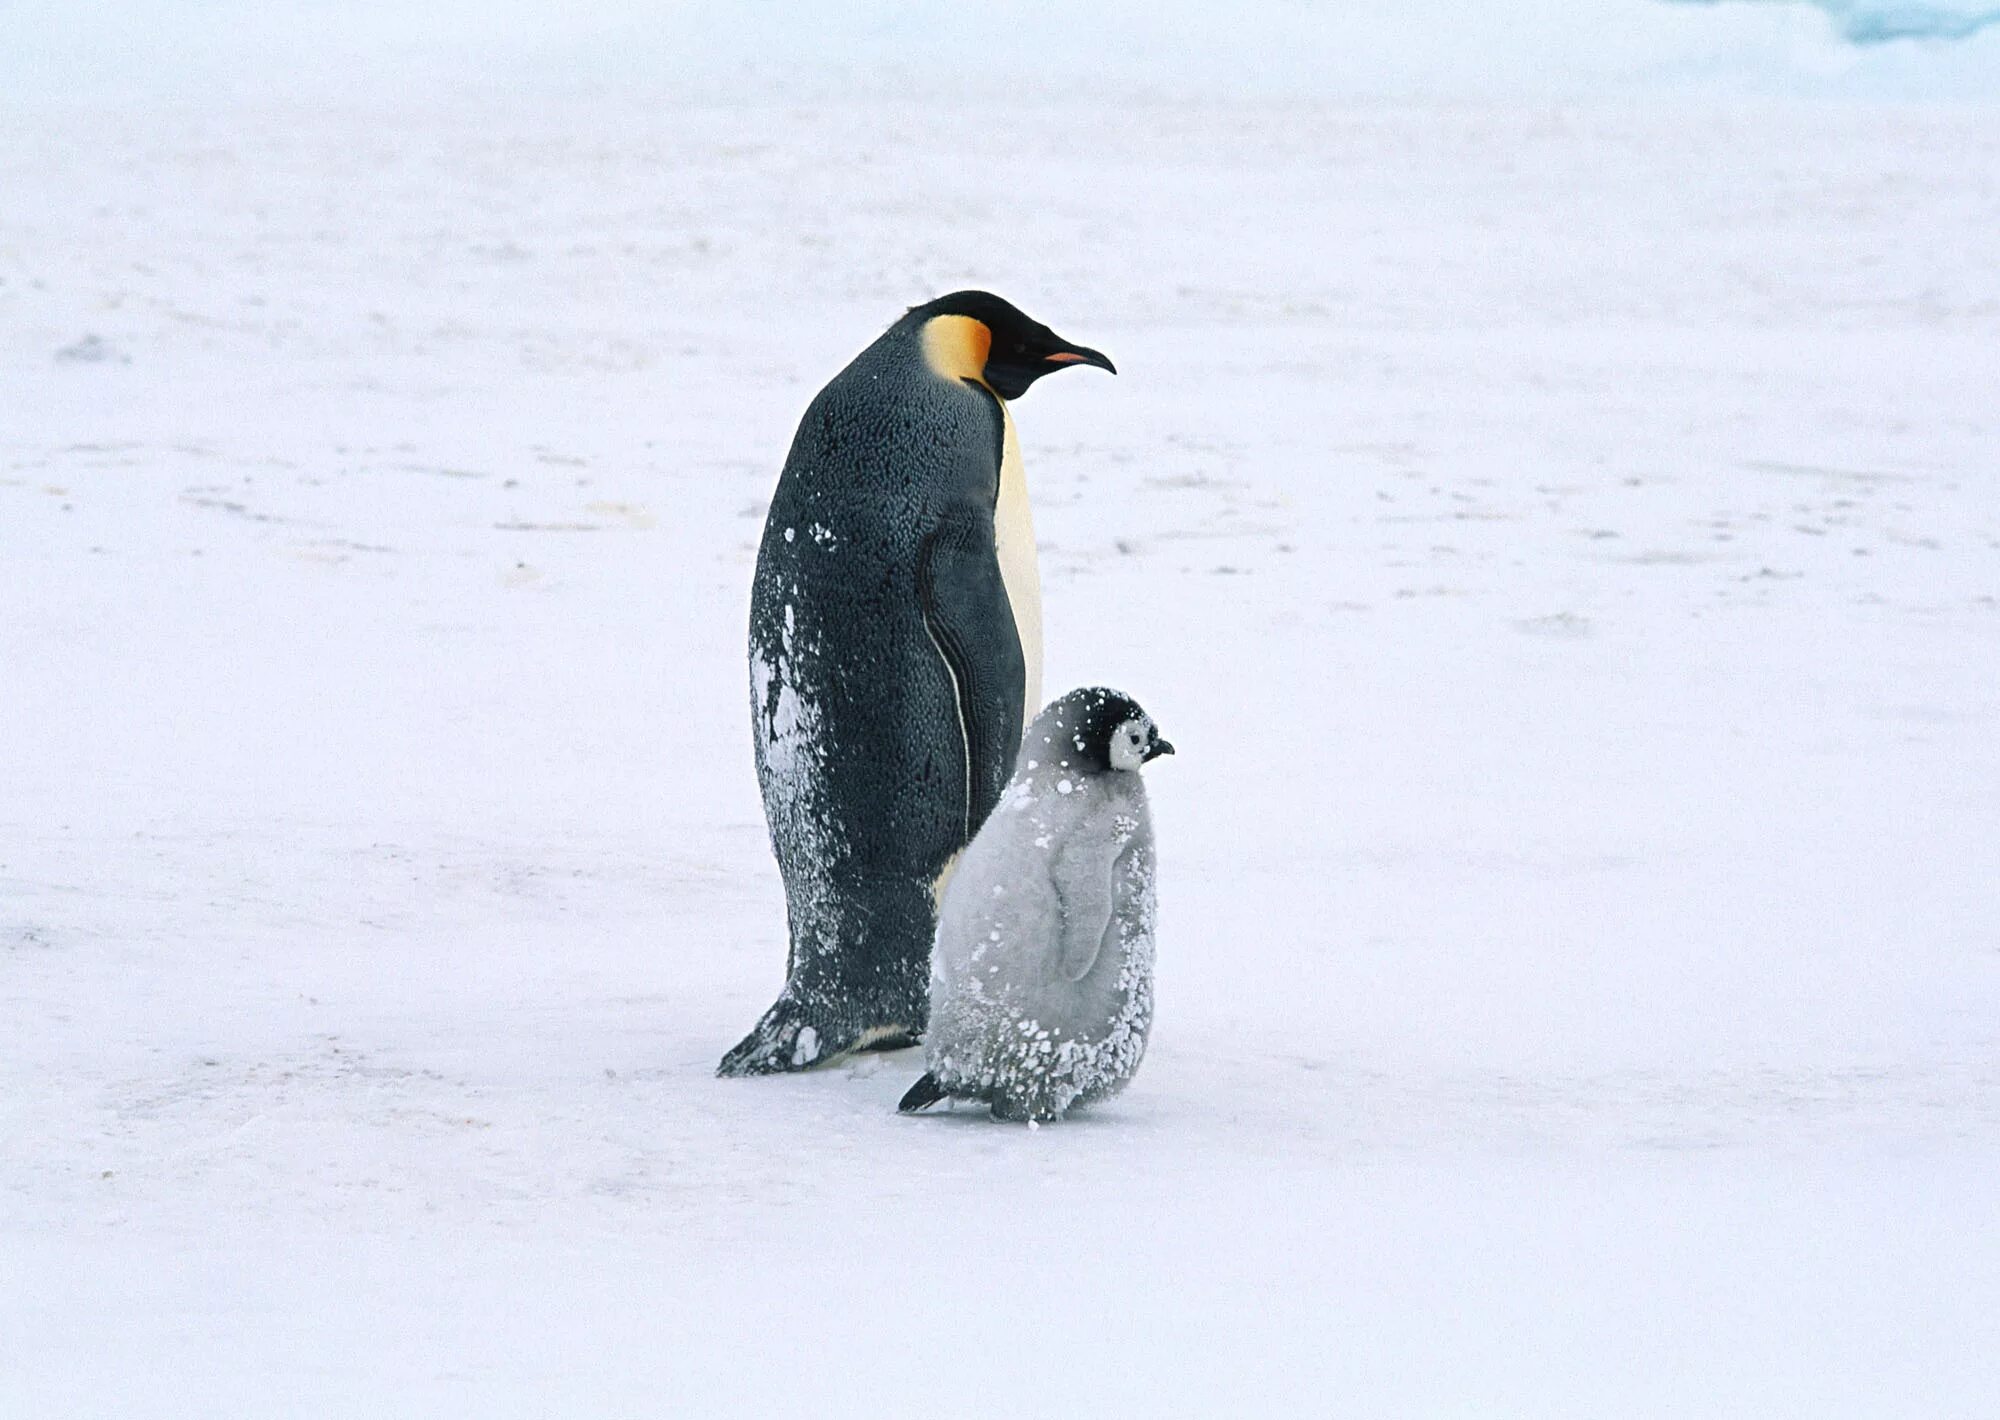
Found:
<box><xmin>1661</xmin><ymin>0</ymin><xmax>2000</xmax><ymax>44</ymax></box>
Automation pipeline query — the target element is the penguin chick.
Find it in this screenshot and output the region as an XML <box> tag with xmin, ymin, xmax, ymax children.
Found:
<box><xmin>899</xmin><ymin>687</ymin><xmax>1173</xmax><ymax>1124</ymax></box>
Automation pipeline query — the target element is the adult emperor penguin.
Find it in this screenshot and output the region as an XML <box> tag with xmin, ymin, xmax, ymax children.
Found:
<box><xmin>898</xmin><ymin>688</ymin><xmax>1172</xmax><ymax>1123</ymax></box>
<box><xmin>719</xmin><ymin>292</ymin><xmax>1115</xmax><ymax>1076</ymax></box>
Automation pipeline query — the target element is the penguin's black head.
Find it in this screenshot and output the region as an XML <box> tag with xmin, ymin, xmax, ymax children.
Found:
<box><xmin>909</xmin><ymin>290</ymin><xmax>1115</xmax><ymax>401</ymax></box>
<box><xmin>1037</xmin><ymin>686</ymin><xmax>1173</xmax><ymax>776</ymax></box>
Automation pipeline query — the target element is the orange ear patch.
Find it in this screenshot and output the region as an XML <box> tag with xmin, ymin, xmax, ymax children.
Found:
<box><xmin>920</xmin><ymin>315</ymin><xmax>994</xmax><ymax>385</ymax></box>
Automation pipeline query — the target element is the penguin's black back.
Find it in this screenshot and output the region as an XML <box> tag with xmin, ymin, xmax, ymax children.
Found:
<box><xmin>749</xmin><ymin>318</ymin><xmax>1010</xmax><ymax>893</ymax></box>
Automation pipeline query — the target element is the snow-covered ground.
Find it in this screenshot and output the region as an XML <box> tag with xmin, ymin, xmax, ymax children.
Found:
<box><xmin>4</xmin><ymin>68</ymin><xmax>1998</xmax><ymax>1417</ymax></box>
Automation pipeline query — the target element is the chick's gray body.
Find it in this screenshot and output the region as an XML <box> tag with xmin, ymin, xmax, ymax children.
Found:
<box><xmin>921</xmin><ymin>696</ymin><xmax>1160</xmax><ymax>1122</ymax></box>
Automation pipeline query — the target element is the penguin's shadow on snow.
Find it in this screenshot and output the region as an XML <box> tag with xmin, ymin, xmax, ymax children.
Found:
<box><xmin>898</xmin><ymin>1101</ymin><xmax>1134</xmax><ymax>1131</ymax></box>
<box><xmin>768</xmin><ymin>1046</ymin><xmax>1132</xmax><ymax>1129</ymax></box>
<box><xmin>708</xmin><ymin>1046</ymin><xmax>1137</xmax><ymax>1130</ymax></box>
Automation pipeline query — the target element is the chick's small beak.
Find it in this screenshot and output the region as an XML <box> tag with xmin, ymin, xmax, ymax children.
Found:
<box><xmin>1043</xmin><ymin>344</ymin><xmax>1116</xmax><ymax>375</ymax></box>
<box><xmin>1145</xmin><ymin>737</ymin><xmax>1175</xmax><ymax>761</ymax></box>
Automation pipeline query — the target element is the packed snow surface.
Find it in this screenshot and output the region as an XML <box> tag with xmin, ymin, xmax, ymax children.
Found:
<box><xmin>4</xmin><ymin>76</ymin><xmax>1999</xmax><ymax>1416</ymax></box>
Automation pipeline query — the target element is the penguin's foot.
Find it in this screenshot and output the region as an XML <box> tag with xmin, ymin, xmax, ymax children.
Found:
<box><xmin>717</xmin><ymin>997</ymin><xmax>845</xmax><ymax>1076</ymax></box>
<box><xmin>718</xmin><ymin>984</ymin><xmax>928</xmax><ymax>1077</ymax></box>
<box><xmin>989</xmin><ymin>1094</ymin><xmax>1070</xmax><ymax>1126</ymax></box>
<box><xmin>896</xmin><ymin>1073</ymin><xmax>948</xmax><ymax>1114</ymax></box>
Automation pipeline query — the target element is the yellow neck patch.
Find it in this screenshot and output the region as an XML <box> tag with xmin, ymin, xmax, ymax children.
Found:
<box><xmin>919</xmin><ymin>315</ymin><xmax>993</xmax><ymax>387</ymax></box>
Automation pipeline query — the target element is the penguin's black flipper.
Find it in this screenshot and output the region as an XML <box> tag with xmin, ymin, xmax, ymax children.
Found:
<box><xmin>917</xmin><ymin>513</ymin><xmax>1028</xmax><ymax>837</ymax></box>
<box><xmin>897</xmin><ymin>1073</ymin><xmax>948</xmax><ymax>1114</ymax></box>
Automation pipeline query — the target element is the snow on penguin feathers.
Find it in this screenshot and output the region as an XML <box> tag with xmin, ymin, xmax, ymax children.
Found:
<box><xmin>900</xmin><ymin>687</ymin><xmax>1172</xmax><ymax>1124</ymax></box>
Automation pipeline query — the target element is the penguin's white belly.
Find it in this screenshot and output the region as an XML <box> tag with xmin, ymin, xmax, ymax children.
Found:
<box><xmin>993</xmin><ymin>405</ymin><xmax>1043</xmax><ymax>725</ymax></box>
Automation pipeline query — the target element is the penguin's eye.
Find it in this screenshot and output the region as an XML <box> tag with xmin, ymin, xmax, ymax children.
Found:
<box><xmin>1107</xmin><ymin>719</ymin><xmax>1150</xmax><ymax>771</ymax></box>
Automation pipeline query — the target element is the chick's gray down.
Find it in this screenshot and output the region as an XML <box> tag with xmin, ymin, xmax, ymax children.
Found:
<box><xmin>914</xmin><ymin>690</ymin><xmax>1162</xmax><ymax>1122</ymax></box>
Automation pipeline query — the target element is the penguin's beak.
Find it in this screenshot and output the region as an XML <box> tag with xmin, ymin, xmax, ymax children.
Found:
<box><xmin>1144</xmin><ymin>738</ymin><xmax>1174</xmax><ymax>762</ymax></box>
<box><xmin>1042</xmin><ymin>344</ymin><xmax>1116</xmax><ymax>376</ymax></box>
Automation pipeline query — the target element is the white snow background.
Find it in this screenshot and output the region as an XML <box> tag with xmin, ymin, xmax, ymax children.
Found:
<box><xmin>4</xmin><ymin>2</ymin><xmax>1999</xmax><ymax>1414</ymax></box>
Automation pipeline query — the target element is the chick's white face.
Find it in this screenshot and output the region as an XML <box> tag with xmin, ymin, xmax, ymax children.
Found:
<box><xmin>1108</xmin><ymin>717</ymin><xmax>1154</xmax><ymax>773</ymax></box>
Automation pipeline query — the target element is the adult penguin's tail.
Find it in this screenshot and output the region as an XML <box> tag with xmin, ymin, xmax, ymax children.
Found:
<box><xmin>897</xmin><ymin>1073</ymin><xmax>947</xmax><ymax>1114</ymax></box>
